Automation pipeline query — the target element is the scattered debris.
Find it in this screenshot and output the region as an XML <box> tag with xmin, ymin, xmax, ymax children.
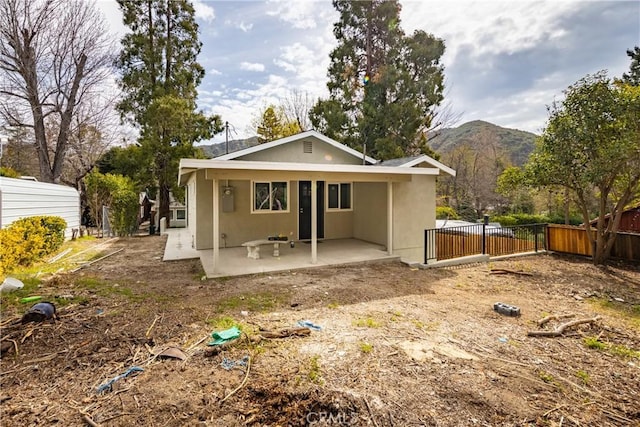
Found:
<box><xmin>221</xmin><ymin>355</ymin><xmax>249</xmax><ymax>370</ymax></box>
<box><xmin>48</xmin><ymin>248</ymin><xmax>72</xmax><ymax>263</ymax></box>
<box><xmin>19</xmin><ymin>296</ymin><xmax>42</xmax><ymax>304</ymax></box>
<box><xmin>154</xmin><ymin>347</ymin><xmax>187</xmax><ymax>361</ymax></box>
<box><xmin>71</xmin><ymin>248</ymin><xmax>125</xmax><ymax>273</ymax></box>
<box><xmin>21</xmin><ymin>302</ymin><xmax>57</xmax><ymax>324</ymax></box>
<box><xmin>220</xmin><ymin>355</ymin><xmax>252</xmax><ymax>404</ymax></box>
<box><xmin>0</xmin><ymin>277</ymin><xmax>24</xmax><ymax>293</ymax></box>
<box><xmin>208</xmin><ymin>326</ymin><xmax>241</xmax><ymax>346</ymax></box>
<box><xmin>493</xmin><ymin>302</ymin><xmax>521</xmax><ymax>317</ymax></box>
<box><xmin>297</xmin><ymin>320</ymin><xmax>322</xmax><ymax>330</ymax></box>
<box><xmin>96</xmin><ymin>366</ymin><xmax>144</xmax><ymax>394</ymax></box>
<box><xmin>528</xmin><ymin>316</ymin><xmax>601</xmax><ymax>337</ymax></box>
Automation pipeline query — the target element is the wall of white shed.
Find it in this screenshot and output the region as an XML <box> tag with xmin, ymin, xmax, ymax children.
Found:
<box><xmin>0</xmin><ymin>177</ymin><xmax>80</xmax><ymax>239</ymax></box>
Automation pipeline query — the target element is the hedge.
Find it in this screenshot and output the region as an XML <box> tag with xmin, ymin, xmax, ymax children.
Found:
<box><xmin>0</xmin><ymin>216</ymin><xmax>66</xmax><ymax>276</ymax></box>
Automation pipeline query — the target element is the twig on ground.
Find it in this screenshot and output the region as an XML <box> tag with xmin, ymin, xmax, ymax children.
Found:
<box><xmin>537</xmin><ymin>313</ymin><xmax>576</xmax><ymax>327</ymax></box>
<box><xmin>528</xmin><ymin>316</ymin><xmax>601</xmax><ymax>337</ymax></box>
<box><xmin>490</xmin><ymin>268</ymin><xmax>533</xmax><ymax>276</ymax></box>
<box><xmin>81</xmin><ymin>412</ymin><xmax>101</xmax><ymax>427</ymax></box>
<box><xmin>363</xmin><ymin>398</ymin><xmax>380</xmax><ymax>427</ymax></box>
<box><xmin>220</xmin><ymin>355</ymin><xmax>251</xmax><ymax>404</ymax></box>
<box><xmin>145</xmin><ymin>315</ymin><xmax>161</xmax><ymax>338</ymax></box>
<box><xmin>258</xmin><ymin>327</ymin><xmax>311</xmax><ymax>339</ymax></box>
<box><xmin>71</xmin><ymin>248</ymin><xmax>125</xmax><ymax>272</ymax></box>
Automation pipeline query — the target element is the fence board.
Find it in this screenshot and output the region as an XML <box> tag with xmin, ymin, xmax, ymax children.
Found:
<box><xmin>546</xmin><ymin>224</ymin><xmax>640</xmax><ymax>262</ymax></box>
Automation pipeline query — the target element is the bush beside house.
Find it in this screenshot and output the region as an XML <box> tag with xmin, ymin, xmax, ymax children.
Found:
<box><xmin>0</xmin><ymin>216</ymin><xmax>66</xmax><ymax>276</ymax></box>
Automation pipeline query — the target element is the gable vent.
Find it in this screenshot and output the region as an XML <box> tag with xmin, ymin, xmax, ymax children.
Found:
<box><xmin>303</xmin><ymin>140</ymin><xmax>313</xmax><ymax>154</ymax></box>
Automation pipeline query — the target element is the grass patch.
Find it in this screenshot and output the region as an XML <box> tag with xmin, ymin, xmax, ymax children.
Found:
<box><xmin>575</xmin><ymin>370</ymin><xmax>590</xmax><ymax>384</ymax></box>
<box><xmin>206</xmin><ymin>315</ymin><xmax>243</xmax><ymax>331</ymax></box>
<box><xmin>583</xmin><ymin>336</ymin><xmax>640</xmax><ymax>359</ymax></box>
<box><xmin>215</xmin><ymin>292</ymin><xmax>287</xmax><ymax>313</ymax></box>
<box><xmin>327</xmin><ymin>302</ymin><xmax>340</xmax><ymax>309</ymax></box>
<box><xmin>359</xmin><ymin>341</ymin><xmax>374</xmax><ymax>353</ymax></box>
<box><xmin>74</xmin><ymin>277</ymin><xmax>145</xmax><ymax>302</ymax></box>
<box><xmin>538</xmin><ymin>370</ymin><xmax>557</xmax><ymax>385</ymax></box>
<box><xmin>308</xmin><ymin>355</ymin><xmax>323</xmax><ymax>384</ymax></box>
<box><xmin>588</xmin><ymin>297</ymin><xmax>640</xmax><ymax>330</ymax></box>
<box><xmin>352</xmin><ymin>316</ymin><xmax>382</xmax><ymax>328</ymax></box>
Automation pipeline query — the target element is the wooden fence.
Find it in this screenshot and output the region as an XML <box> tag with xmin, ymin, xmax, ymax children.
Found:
<box><xmin>546</xmin><ymin>224</ymin><xmax>640</xmax><ymax>262</ymax></box>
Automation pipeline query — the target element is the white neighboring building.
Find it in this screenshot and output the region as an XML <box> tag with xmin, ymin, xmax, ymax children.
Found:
<box><xmin>0</xmin><ymin>177</ymin><xmax>80</xmax><ymax>239</ymax></box>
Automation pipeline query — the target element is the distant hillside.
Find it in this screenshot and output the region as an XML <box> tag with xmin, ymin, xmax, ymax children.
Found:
<box><xmin>197</xmin><ymin>136</ymin><xmax>260</xmax><ymax>158</ymax></box>
<box><xmin>429</xmin><ymin>120</ymin><xmax>538</xmax><ymax>166</ymax></box>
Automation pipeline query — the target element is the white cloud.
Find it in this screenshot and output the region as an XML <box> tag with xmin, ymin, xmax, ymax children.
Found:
<box><xmin>265</xmin><ymin>0</ymin><xmax>318</xmax><ymax>29</ymax></box>
<box><xmin>238</xmin><ymin>21</ymin><xmax>253</xmax><ymax>32</ymax></box>
<box><xmin>192</xmin><ymin>0</ymin><xmax>215</xmax><ymax>22</ymax></box>
<box><xmin>209</xmin><ymin>68</ymin><xmax>222</xmax><ymax>76</ymax></box>
<box><xmin>240</xmin><ymin>62</ymin><xmax>266</xmax><ymax>72</ymax></box>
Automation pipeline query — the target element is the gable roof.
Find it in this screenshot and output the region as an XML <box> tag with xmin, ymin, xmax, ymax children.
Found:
<box><xmin>214</xmin><ymin>130</ymin><xmax>378</xmax><ymax>165</ymax></box>
<box><xmin>375</xmin><ymin>154</ymin><xmax>456</xmax><ymax>176</ymax></box>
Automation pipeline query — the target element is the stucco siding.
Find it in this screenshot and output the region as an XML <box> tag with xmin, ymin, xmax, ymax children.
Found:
<box><xmin>236</xmin><ymin>138</ymin><xmax>362</xmax><ymax>165</ymax></box>
<box><xmin>194</xmin><ymin>170</ymin><xmax>213</xmax><ymax>250</ymax></box>
<box><xmin>0</xmin><ymin>177</ymin><xmax>80</xmax><ymax>239</ymax></box>
<box><xmin>186</xmin><ymin>175</ymin><xmax>197</xmax><ymax>247</ymax></box>
<box><xmin>392</xmin><ymin>175</ymin><xmax>436</xmax><ymax>261</ymax></box>
<box><xmin>353</xmin><ymin>182</ymin><xmax>387</xmax><ymax>245</ymax></box>
<box><xmin>324</xmin><ymin>210</ymin><xmax>353</xmax><ymax>239</ymax></box>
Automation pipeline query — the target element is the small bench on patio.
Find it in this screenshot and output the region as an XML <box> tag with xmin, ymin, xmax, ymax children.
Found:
<box><xmin>241</xmin><ymin>239</ymin><xmax>285</xmax><ymax>259</ymax></box>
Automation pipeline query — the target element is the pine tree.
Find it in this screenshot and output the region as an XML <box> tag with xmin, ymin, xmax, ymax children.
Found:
<box><xmin>310</xmin><ymin>0</ymin><xmax>445</xmax><ymax>160</ymax></box>
<box><xmin>115</xmin><ymin>0</ymin><xmax>221</xmax><ymax>226</ymax></box>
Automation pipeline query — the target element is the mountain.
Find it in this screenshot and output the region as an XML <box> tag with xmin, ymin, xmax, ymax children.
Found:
<box><xmin>197</xmin><ymin>136</ymin><xmax>260</xmax><ymax>158</ymax></box>
<box><xmin>429</xmin><ymin>120</ymin><xmax>538</xmax><ymax>166</ymax></box>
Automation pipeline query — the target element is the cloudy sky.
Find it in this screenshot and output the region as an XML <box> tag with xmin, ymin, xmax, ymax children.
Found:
<box><xmin>97</xmin><ymin>0</ymin><xmax>639</xmax><ymax>143</ymax></box>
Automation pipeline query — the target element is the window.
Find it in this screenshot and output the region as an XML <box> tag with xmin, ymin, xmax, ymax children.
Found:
<box><xmin>327</xmin><ymin>182</ymin><xmax>352</xmax><ymax>210</ymax></box>
<box><xmin>252</xmin><ymin>181</ymin><xmax>288</xmax><ymax>212</ymax></box>
<box><xmin>176</xmin><ymin>209</ymin><xmax>186</xmax><ymax>220</ymax></box>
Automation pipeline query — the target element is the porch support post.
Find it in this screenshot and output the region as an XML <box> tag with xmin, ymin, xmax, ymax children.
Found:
<box><xmin>212</xmin><ymin>178</ymin><xmax>219</xmax><ymax>274</ymax></box>
<box><xmin>387</xmin><ymin>181</ymin><xmax>393</xmax><ymax>255</ymax></box>
<box><xmin>311</xmin><ymin>179</ymin><xmax>317</xmax><ymax>263</ymax></box>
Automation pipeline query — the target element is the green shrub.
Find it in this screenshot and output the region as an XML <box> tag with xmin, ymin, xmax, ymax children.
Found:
<box><xmin>491</xmin><ymin>213</ymin><xmax>549</xmax><ymax>226</ymax></box>
<box><xmin>85</xmin><ymin>170</ymin><xmax>139</xmax><ymax>236</ymax></box>
<box><xmin>0</xmin><ymin>167</ymin><xmax>21</xmax><ymax>178</ymax></box>
<box><xmin>436</xmin><ymin>206</ymin><xmax>460</xmax><ymax>220</ymax></box>
<box><xmin>0</xmin><ymin>216</ymin><xmax>66</xmax><ymax>276</ymax></box>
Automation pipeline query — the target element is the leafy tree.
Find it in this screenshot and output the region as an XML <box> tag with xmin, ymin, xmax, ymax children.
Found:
<box><xmin>310</xmin><ymin>0</ymin><xmax>445</xmax><ymax>160</ymax></box>
<box><xmin>526</xmin><ymin>72</ymin><xmax>640</xmax><ymax>264</ymax></box>
<box><xmin>116</xmin><ymin>0</ymin><xmax>221</xmax><ymax>226</ymax></box>
<box><xmin>255</xmin><ymin>105</ymin><xmax>300</xmax><ymax>143</ymax></box>
<box><xmin>622</xmin><ymin>46</ymin><xmax>640</xmax><ymax>86</ymax></box>
<box><xmin>0</xmin><ymin>0</ymin><xmax>113</xmax><ymax>183</ymax></box>
<box><xmin>85</xmin><ymin>169</ymin><xmax>139</xmax><ymax>236</ymax></box>
<box><xmin>496</xmin><ymin>166</ymin><xmax>535</xmax><ymax>214</ymax></box>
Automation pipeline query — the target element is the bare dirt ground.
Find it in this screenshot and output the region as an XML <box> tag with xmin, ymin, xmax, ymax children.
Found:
<box><xmin>1</xmin><ymin>235</ymin><xmax>639</xmax><ymax>426</ymax></box>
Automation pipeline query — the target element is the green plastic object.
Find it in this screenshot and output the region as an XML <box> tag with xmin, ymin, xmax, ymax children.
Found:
<box><xmin>208</xmin><ymin>326</ymin><xmax>241</xmax><ymax>346</ymax></box>
<box><xmin>20</xmin><ymin>296</ymin><xmax>42</xmax><ymax>303</ymax></box>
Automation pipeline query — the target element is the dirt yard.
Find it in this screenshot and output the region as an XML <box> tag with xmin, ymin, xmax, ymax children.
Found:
<box><xmin>1</xmin><ymin>235</ymin><xmax>639</xmax><ymax>426</ymax></box>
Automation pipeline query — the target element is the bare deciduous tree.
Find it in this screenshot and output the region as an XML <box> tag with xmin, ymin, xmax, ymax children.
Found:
<box><xmin>0</xmin><ymin>0</ymin><xmax>113</xmax><ymax>183</ymax></box>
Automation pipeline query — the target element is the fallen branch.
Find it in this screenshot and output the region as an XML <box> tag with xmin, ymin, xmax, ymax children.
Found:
<box><xmin>528</xmin><ymin>316</ymin><xmax>601</xmax><ymax>337</ymax></box>
<box><xmin>537</xmin><ymin>313</ymin><xmax>576</xmax><ymax>327</ymax></box>
<box><xmin>363</xmin><ymin>398</ymin><xmax>380</xmax><ymax>427</ymax></box>
<box><xmin>220</xmin><ymin>355</ymin><xmax>251</xmax><ymax>404</ymax></box>
<box><xmin>258</xmin><ymin>327</ymin><xmax>311</xmax><ymax>339</ymax></box>
<box><xmin>490</xmin><ymin>268</ymin><xmax>533</xmax><ymax>276</ymax></box>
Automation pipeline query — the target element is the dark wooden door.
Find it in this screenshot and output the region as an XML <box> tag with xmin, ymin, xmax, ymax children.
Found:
<box><xmin>298</xmin><ymin>181</ymin><xmax>324</xmax><ymax>240</ymax></box>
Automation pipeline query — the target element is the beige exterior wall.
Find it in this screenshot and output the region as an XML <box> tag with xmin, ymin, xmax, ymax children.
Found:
<box><xmin>324</xmin><ymin>210</ymin><xmax>353</xmax><ymax>239</ymax></box>
<box><xmin>391</xmin><ymin>175</ymin><xmax>436</xmax><ymax>262</ymax></box>
<box><xmin>218</xmin><ymin>180</ymin><xmax>298</xmax><ymax>247</ymax></box>
<box><xmin>194</xmin><ymin>170</ymin><xmax>213</xmax><ymax>250</ymax></box>
<box><xmin>353</xmin><ymin>182</ymin><xmax>387</xmax><ymax>246</ymax></box>
<box><xmin>237</xmin><ymin>138</ymin><xmax>362</xmax><ymax>165</ymax></box>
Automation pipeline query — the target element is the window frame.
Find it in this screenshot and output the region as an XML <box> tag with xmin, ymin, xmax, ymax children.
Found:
<box><xmin>251</xmin><ymin>181</ymin><xmax>290</xmax><ymax>214</ymax></box>
<box><xmin>326</xmin><ymin>182</ymin><xmax>353</xmax><ymax>212</ymax></box>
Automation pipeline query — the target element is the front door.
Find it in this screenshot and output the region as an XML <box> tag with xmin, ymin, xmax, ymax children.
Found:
<box><xmin>298</xmin><ymin>181</ymin><xmax>324</xmax><ymax>240</ymax></box>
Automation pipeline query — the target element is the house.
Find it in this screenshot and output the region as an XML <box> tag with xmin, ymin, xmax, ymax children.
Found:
<box><xmin>176</xmin><ymin>130</ymin><xmax>455</xmax><ymax>276</ymax></box>
<box><xmin>589</xmin><ymin>203</ymin><xmax>640</xmax><ymax>234</ymax></box>
<box><xmin>0</xmin><ymin>177</ymin><xmax>80</xmax><ymax>239</ymax></box>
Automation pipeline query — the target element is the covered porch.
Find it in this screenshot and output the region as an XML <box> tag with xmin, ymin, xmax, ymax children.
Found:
<box><xmin>163</xmin><ymin>228</ymin><xmax>399</xmax><ymax>278</ymax></box>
